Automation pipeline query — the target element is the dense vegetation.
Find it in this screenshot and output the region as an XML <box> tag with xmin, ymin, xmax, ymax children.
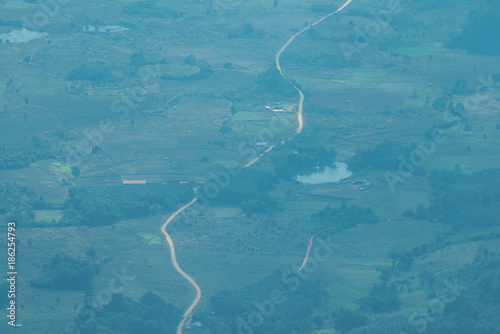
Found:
<box><xmin>207</xmin><ymin>273</ymin><xmax>326</xmax><ymax>333</ymax></box>
<box><xmin>333</xmin><ymin>308</ymin><xmax>369</xmax><ymax>333</ymax></box>
<box><xmin>0</xmin><ymin>136</ymin><xmax>54</xmax><ymax>170</ymax></box>
<box><xmin>274</xmin><ymin>132</ymin><xmax>337</xmax><ymax>180</ymax></box>
<box><xmin>428</xmin><ymin>168</ymin><xmax>500</xmax><ymax>228</ymax></box>
<box><xmin>242</xmin><ymin>194</ymin><xmax>283</xmax><ymax>217</ymax></box>
<box><xmin>312</xmin><ymin>203</ymin><xmax>380</xmax><ymax>233</ymax></box>
<box><xmin>31</xmin><ymin>255</ymin><xmax>100</xmax><ymax>290</ymax></box>
<box><xmin>348</xmin><ymin>141</ymin><xmax>412</xmax><ymax>172</ymax></box>
<box><xmin>448</xmin><ymin>0</ymin><xmax>500</xmax><ymax>55</ymax></box>
<box><xmin>66</xmin><ymin>63</ymin><xmax>117</xmax><ymax>82</ymax></box>
<box><xmin>345</xmin><ymin>252</ymin><xmax>500</xmax><ymax>334</ymax></box>
<box><xmin>62</xmin><ymin>184</ymin><xmax>193</xmax><ymax>225</ymax></box>
<box><xmin>425</xmin><ymin>254</ymin><xmax>500</xmax><ymax>334</ymax></box>
<box><xmin>256</xmin><ymin>66</ymin><xmax>298</xmax><ymax>97</ymax></box>
<box><xmin>0</xmin><ymin>181</ymin><xmax>46</xmax><ymax>222</ymax></box>
<box><xmin>76</xmin><ymin>292</ymin><xmax>182</xmax><ymax>334</ymax></box>
<box><xmin>200</xmin><ymin>169</ymin><xmax>279</xmax><ymax>206</ymax></box>
<box><xmin>228</xmin><ymin>22</ymin><xmax>266</xmax><ymax>39</ymax></box>
<box><xmin>359</xmin><ymin>282</ymin><xmax>400</xmax><ymax>314</ymax></box>
<box><xmin>338</xmin><ymin>314</ymin><xmax>410</xmax><ymax>334</ymax></box>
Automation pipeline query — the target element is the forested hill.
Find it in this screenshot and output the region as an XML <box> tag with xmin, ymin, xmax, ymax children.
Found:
<box><xmin>0</xmin><ymin>181</ymin><xmax>45</xmax><ymax>222</ymax></box>
<box><xmin>429</xmin><ymin>168</ymin><xmax>500</xmax><ymax>228</ymax></box>
<box><xmin>0</xmin><ymin>136</ymin><xmax>54</xmax><ymax>170</ymax></box>
<box><xmin>448</xmin><ymin>0</ymin><xmax>500</xmax><ymax>55</ymax></box>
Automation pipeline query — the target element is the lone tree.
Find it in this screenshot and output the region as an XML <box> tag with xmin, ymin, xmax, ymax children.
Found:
<box><xmin>184</xmin><ymin>54</ymin><xmax>196</xmax><ymax>67</ymax></box>
<box><xmin>71</xmin><ymin>166</ymin><xmax>80</xmax><ymax>178</ymax></box>
<box><xmin>230</xmin><ymin>104</ymin><xmax>237</xmax><ymax>115</ymax></box>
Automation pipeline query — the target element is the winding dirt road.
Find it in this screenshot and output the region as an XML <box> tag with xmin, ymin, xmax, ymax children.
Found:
<box><xmin>161</xmin><ymin>1</ymin><xmax>353</xmax><ymax>332</ymax></box>
<box><xmin>276</xmin><ymin>0</ymin><xmax>353</xmax><ymax>135</ymax></box>
<box><xmin>298</xmin><ymin>235</ymin><xmax>316</xmax><ymax>272</ymax></box>
<box><xmin>160</xmin><ymin>196</ymin><xmax>199</xmax><ymax>334</ymax></box>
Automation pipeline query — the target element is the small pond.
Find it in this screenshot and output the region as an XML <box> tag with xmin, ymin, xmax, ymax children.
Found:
<box><xmin>296</xmin><ymin>162</ymin><xmax>352</xmax><ymax>184</ymax></box>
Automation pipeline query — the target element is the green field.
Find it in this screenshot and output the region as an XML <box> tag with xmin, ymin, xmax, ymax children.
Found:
<box><xmin>351</xmin><ymin>68</ymin><xmax>386</xmax><ymax>83</ymax></box>
<box><xmin>138</xmin><ymin>63</ymin><xmax>200</xmax><ymax>79</ymax></box>
<box><xmin>138</xmin><ymin>232</ymin><xmax>162</xmax><ymax>245</ymax></box>
<box><xmin>34</xmin><ymin>210</ymin><xmax>64</xmax><ymax>223</ymax></box>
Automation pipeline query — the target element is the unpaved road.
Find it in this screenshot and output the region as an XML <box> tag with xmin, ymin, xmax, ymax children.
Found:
<box><xmin>161</xmin><ymin>1</ymin><xmax>354</xmax><ymax>332</ymax></box>
<box><xmin>298</xmin><ymin>235</ymin><xmax>316</xmax><ymax>272</ymax></box>
<box><xmin>160</xmin><ymin>197</ymin><xmax>199</xmax><ymax>334</ymax></box>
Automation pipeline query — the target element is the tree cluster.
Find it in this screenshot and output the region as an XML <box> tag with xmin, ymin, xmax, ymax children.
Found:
<box><xmin>77</xmin><ymin>292</ymin><xmax>182</xmax><ymax>334</ymax></box>
<box><xmin>312</xmin><ymin>203</ymin><xmax>379</xmax><ymax>233</ymax></box>
<box><xmin>228</xmin><ymin>22</ymin><xmax>266</xmax><ymax>39</ymax></box>
<box><xmin>242</xmin><ymin>194</ymin><xmax>283</xmax><ymax>217</ymax></box>
<box><xmin>360</xmin><ymin>282</ymin><xmax>400</xmax><ymax>314</ymax></box>
<box><xmin>348</xmin><ymin>141</ymin><xmax>412</xmax><ymax>172</ymax></box>
<box><xmin>208</xmin><ymin>273</ymin><xmax>326</xmax><ymax>333</ymax></box>
<box><xmin>66</xmin><ymin>63</ymin><xmax>117</xmax><ymax>82</ymax></box>
<box><xmin>274</xmin><ymin>132</ymin><xmax>337</xmax><ymax>180</ymax></box>
<box><xmin>256</xmin><ymin>66</ymin><xmax>298</xmax><ymax>98</ymax></box>
<box><xmin>448</xmin><ymin>0</ymin><xmax>500</xmax><ymax>55</ymax></box>
<box><xmin>428</xmin><ymin>168</ymin><xmax>500</xmax><ymax>228</ymax></box>
<box><xmin>0</xmin><ymin>181</ymin><xmax>47</xmax><ymax>223</ymax></box>
<box><xmin>200</xmin><ymin>169</ymin><xmax>279</xmax><ymax>207</ymax></box>
<box><xmin>0</xmin><ymin>136</ymin><xmax>54</xmax><ymax>170</ymax></box>
<box><xmin>31</xmin><ymin>255</ymin><xmax>100</xmax><ymax>290</ymax></box>
<box><xmin>62</xmin><ymin>184</ymin><xmax>193</xmax><ymax>226</ymax></box>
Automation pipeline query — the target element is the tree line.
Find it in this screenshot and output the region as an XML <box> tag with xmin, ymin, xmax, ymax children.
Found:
<box><xmin>0</xmin><ymin>181</ymin><xmax>47</xmax><ymax>223</ymax></box>
<box><xmin>273</xmin><ymin>132</ymin><xmax>337</xmax><ymax>180</ymax></box>
<box><xmin>207</xmin><ymin>272</ymin><xmax>326</xmax><ymax>333</ymax></box>
<box><xmin>428</xmin><ymin>168</ymin><xmax>500</xmax><ymax>229</ymax></box>
<box><xmin>199</xmin><ymin>169</ymin><xmax>279</xmax><ymax>207</ymax></box>
<box><xmin>31</xmin><ymin>255</ymin><xmax>100</xmax><ymax>290</ymax></box>
<box><xmin>73</xmin><ymin>291</ymin><xmax>182</xmax><ymax>334</ymax></box>
<box><xmin>62</xmin><ymin>184</ymin><xmax>194</xmax><ymax>226</ymax></box>
<box><xmin>312</xmin><ymin>203</ymin><xmax>380</xmax><ymax>234</ymax></box>
<box><xmin>0</xmin><ymin>136</ymin><xmax>54</xmax><ymax>170</ymax></box>
<box><xmin>448</xmin><ymin>0</ymin><xmax>500</xmax><ymax>55</ymax></box>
